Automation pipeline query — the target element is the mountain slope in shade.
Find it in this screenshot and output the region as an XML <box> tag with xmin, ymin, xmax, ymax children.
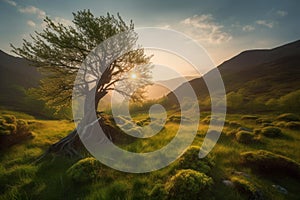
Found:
<box><xmin>167</xmin><ymin>40</ymin><xmax>300</xmax><ymax>110</ymax></box>
<box><xmin>0</xmin><ymin>50</ymin><xmax>41</xmax><ymax>110</ymax></box>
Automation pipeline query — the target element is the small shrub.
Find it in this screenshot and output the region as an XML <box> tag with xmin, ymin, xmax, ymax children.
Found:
<box><xmin>241</xmin><ymin>115</ymin><xmax>258</xmax><ymax>120</ymax></box>
<box><xmin>231</xmin><ymin>176</ymin><xmax>263</xmax><ymax>200</ymax></box>
<box><xmin>0</xmin><ymin>115</ymin><xmax>30</xmax><ymax>136</ymax></box>
<box><xmin>2</xmin><ymin>115</ymin><xmax>16</xmax><ymax>124</ymax></box>
<box><xmin>178</xmin><ymin>146</ymin><xmax>214</xmax><ymax>173</ymax></box>
<box><xmin>240</xmin><ymin>150</ymin><xmax>300</xmax><ymax>178</ymax></box>
<box><xmin>261</xmin><ymin>127</ymin><xmax>282</xmax><ymax>137</ymax></box>
<box><xmin>67</xmin><ymin>157</ymin><xmax>101</xmax><ymax>183</ymax></box>
<box><xmin>276</xmin><ymin>113</ymin><xmax>299</xmax><ymax>122</ymax></box>
<box><xmin>165</xmin><ymin>169</ymin><xmax>213</xmax><ymax>200</ymax></box>
<box><xmin>105</xmin><ymin>181</ymin><xmax>130</xmax><ymax>200</ymax></box>
<box><xmin>149</xmin><ymin>183</ymin><xmax>167</xmax><ymax>200</ymax></box>
<box><xmin>236</xmin><ymin>131</ymin><xmax>255</xmax><ymax>144</ymax></box>
<box><xmin>285</xmin><ymin>121</ymin><xmax>300</xmax><ymax>129</ymax></box>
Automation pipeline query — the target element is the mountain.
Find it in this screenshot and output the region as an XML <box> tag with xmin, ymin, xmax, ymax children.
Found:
<box><xmin>145</xmin><ymin>76</ymin><xmax>198</xmax><ymax>100</ymax></box>
<box><xmin>0</xmin><ymin>50</ymin><xmax>41</xmax><ymax>111</ymax></box>
<box><xmin>167</xmin><ymin>40</ymin><xmax>300</xmax><ymax>112</ymax></box>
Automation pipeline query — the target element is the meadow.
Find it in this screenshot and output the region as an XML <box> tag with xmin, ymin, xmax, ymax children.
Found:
<box><xmin>0</xmin><ymin>108</ymin><xmax>299</xmax><ymax>200</ymax></box>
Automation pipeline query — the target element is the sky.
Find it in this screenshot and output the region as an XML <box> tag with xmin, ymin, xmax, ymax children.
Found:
<box><xmin>1</xmin><ymin>0</ymin><xmax>300</xmax><ymax>70</ymax></box>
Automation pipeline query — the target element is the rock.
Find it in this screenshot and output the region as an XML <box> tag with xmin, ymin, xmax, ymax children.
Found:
<box><xmin>272</xmin><ymin>184</ymin><xmax>288</xmax><ymax>194</ymax></box>
<box><xmin>237</xmin><ymin>127</ymin><xmax>253</xmax><ymax>132</ymax></box>
<box><xmin>222</xmin><ymin>180</ymin><xmax>234</xmax><ymax>187</ymax></box>
<box><xmin>232</xmin><ymin>171</ymin><xmax>251</xmax><ymax>178</ymax></box>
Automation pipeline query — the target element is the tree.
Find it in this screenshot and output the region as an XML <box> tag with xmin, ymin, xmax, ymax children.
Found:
<box><xmin>12</xmin><ymin>10</ymin><xmax>152</xmax><ymax>157</ymax></box>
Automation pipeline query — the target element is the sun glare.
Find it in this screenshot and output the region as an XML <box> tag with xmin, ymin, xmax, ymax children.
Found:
<box><xmin>131</xmin><ymin>73</ymin><xmax>137</xmax><ymax>79</ymax></box>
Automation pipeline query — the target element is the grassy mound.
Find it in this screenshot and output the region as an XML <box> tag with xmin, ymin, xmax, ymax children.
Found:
<box><xmin>260</xmin><ymin>127</ymin><xmax>282</xmax><ymax>137</ymax></box>
<box><xmin>235</xmin><ymin>131</ymin><xmax>255</xmax><ymax>144</ymax></box>
<box><xmin>240</xmin><ymin>150</ymin><xmax>300</xmax><ymax>178</ymax></box>
<box><xmin>67</xmin><ymin>157</ymin><xmax>101</xmax><ymax>183</ymax></box>
<box><xmin>231</xmin><ymin>176</ymin><xmax>263</xmax><ymax>200</ymax></box>
<box><xmin>285</xmin><ymin>121</ymin><xmax>300</xmax><ymax>130</ymax></box>
<box><xmin>0</xmin><ymin>114</ymin><xmax>32</xmax><ymax>149</ymax></box>
<box><xmin>165</xmin><ymin>169</ymin><xmax>213</xmax><ymax>200</ymax></box>
<box><xmin>276</xmin><ymin>113</ymin><xmax>299</xmax><ymax>122</ymax></box>
<box><xmin>178</xmin><ymin>146</ymin><xmax>214</xmax><ymax>174</ymax></box>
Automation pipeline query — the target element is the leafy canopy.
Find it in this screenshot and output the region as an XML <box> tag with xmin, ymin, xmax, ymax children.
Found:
<box><xmin>12</xmin><ymin>10</ymin><xmax>152</xmax><ymax>112</ymax></box>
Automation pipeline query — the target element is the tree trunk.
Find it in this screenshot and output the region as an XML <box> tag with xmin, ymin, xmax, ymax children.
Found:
<box><xmin>36</xmin><ymin>88</ymin><xmax>110</xmax><ymax>161</ymax></box>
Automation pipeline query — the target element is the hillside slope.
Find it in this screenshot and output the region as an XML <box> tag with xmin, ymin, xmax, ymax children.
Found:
<box><xmin>167</xmin><ymin>40</ymin><xmax>300</xmax><ymax>112</ymax></box>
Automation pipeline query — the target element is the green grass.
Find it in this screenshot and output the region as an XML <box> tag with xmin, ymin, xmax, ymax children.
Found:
<box><xmin>0</xmin><ymin>110</ymin><xmax>299</xmax><ymax>199</ymax></box>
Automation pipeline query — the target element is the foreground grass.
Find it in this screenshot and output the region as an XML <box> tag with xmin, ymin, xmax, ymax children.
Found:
<box><xmin>0</xmin><ymin>110</ymin><xmax>299</xmax><ymax>199</ymax></box>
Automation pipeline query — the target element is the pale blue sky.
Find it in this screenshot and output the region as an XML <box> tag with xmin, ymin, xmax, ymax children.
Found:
<box><xmin>1</xmin><ymin>0</ymin><xmax>299</xmax><ymax>65</ymax></box>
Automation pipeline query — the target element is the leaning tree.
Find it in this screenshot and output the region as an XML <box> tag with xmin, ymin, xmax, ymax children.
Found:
<box><xmin>12</xmin><ymin>10</ymin><xmax>152</xmax><ymax>157</ymax></box>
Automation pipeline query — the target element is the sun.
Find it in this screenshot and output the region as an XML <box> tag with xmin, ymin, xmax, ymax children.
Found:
<box><xmin>131</xmin><ymin>73</ymin><xmax>137</xmax><ymax>79</ymax></box>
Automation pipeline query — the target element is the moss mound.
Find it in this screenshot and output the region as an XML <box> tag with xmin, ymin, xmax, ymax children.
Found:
<box><xmin>178</xmin><ymin>146</ymin><xmax>214</xmax><ymax>173</ymax></box>
<box><xmin>67</xmin><ymin>157</ymin><xmax>101</xmax><ymax>183</ymax></box>
<box><xmin>260</xmin><ymin>127</ymin><xmax>282</xmax><ymax>137</ymax></box>
<box><xmin>236</xmin><ymin>131</ymin><xmax>255</xmax><ymax>144</ymax></box>
<box><xmin>231</xmin><ymin>176</ymin><xmax>263</xmax><ymax>200</ymax></box>
<box><xmin>165</xmin><ymin>169</ymin><xmax>213</xmax><ymax>200</ymax></box>
<box><xmin>240</xmin><ymin>150</ymin><xmax>300</xmax><ymax>178</ymax></box>
<box><xmin>276</xmin><ymin>113</ymin><xmax>299</xmax><ymax>122</ymax></box>
<box><xmin>285</xmin><ymin>121</ymin><xmax>300</xmax><ymax>129</ymax></box>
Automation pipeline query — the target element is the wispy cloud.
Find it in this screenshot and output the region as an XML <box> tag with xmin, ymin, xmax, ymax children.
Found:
<box><xmin>27</xmin><ymin>20</ymin><xmax>36</xmax><ymax>27</ymax></box>
<box><xmin>176</xmin><ymin>14</ymin><xmax>232</xmax><ymax>44</ymax></box>
<box><xmin>3</xmin><ymin>0</ymin><xmax>17</xmax><ymax>6</ymax></box>
<box><xmin>242</xmin><ymin>25</ymin><xmax>255</xmax><ymax>32</ymax></box>
<box><xmin>277</xmin><ymin>10</ymin><xmax>288</xmax><ymax>17</ymax></box>
<box><xmin>256</xmin><ymin>20</ymin><xmax>274</xmax><ymax>28</ymax></box>
<box><xmin>19</xmin><ymin>6</ymin><xmax>46</xmax><ymax>19</ymax></box>
<box><xmin>41</xmin><ymin>16</ymin><xmax>73</xmax><ymax>28</ymax></box>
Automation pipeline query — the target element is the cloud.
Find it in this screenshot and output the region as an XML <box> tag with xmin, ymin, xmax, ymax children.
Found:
<box><xmin>27</xmin><ymin>20</ymin><xmax>36</xmax><ymax>27</ymax></box>
<box><xmin>41</xmin><ymin>16</ymin><xmax>73</xmax><ymax>28</ymax></box>
<box><xmin>242</xmin><ymin>25</ymin><xmax>255</xmax><ymax>32</ymax></box>
<box><xmin>19</xmin><ymin>6</ymin><xmax>46</xmax><ymax>19</ymax></box>
<box><xmin>176</xmin><ymin>14</ymin><xmax>232</xmax><ymax>44</ymax></box>
<box><xmin>3</xmin><ymin>0</ymin><xmax>16</xmax><ymax>6</ymax></box>
<box><xmin>256</xmin><ymin>20</ymin><xmax>274</xmax><ymax>28</ymax></box>
<box><xmin>277</xmin><ymin>10</ymin><xmax>288</xmax><ymax>17</ymax></box>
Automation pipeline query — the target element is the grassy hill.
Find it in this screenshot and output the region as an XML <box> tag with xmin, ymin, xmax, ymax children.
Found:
<box><xmin>0</xmin><ymin>50</ymin><xmax>42</xmax><ymax>114</ymax></box>
<box><xmin>167</xmin><ymin>40</ymin><xmax>300</xmax><ymax>113</ymax></box>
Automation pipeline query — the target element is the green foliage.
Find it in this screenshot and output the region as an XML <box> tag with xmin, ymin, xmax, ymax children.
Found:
<box><xmin>261</xmin><ymin>126</ymin><xmax>282</xmax><ymax>137</ymax></box>
<box><xmin>165</xmin><ymin>169</ymin><xmax>213</xmax><ymax>200</ymax></box>
<box><xmin>230</xmin><ymin>176</ymin><xmax>263</xmax><ymax>200</ymax></box>
<box><xmin>240</xmin><ymin>150</ymin><xmax>300</xmax><ymax>178</ymax></box>
<box><xmin>278</xmin><ymin>90</ymin><xmax>300</xmax><ymax>113</ymax></box>
<box><xmin>12</xmin><ymin>10</ymin><xmax>152</xmax><ymax>114</ymax></box>
<box><xmin>236</xmin><ymin>131</ymin><xmax>255</xmax><ymax>144</ymax></box>
<box><xmin>276</xmin><ymin>113</ymin><xmax>299</xmax><ymax>122</ymax></box>
<box><xmin>149</xmin><ymin>183</ymin><xmax>167</xmax><ymax>200</ymax></box>
<box><xmin>0</xmin><ymin>114</ymin><xmax>30</xmax><ymax>136</ymax></box>
<box><xmin>227</xmin><ymin>91</ymin><xmax>244</xmax><ymax>111</ymax></box>
<box><xmin>178</xmin><ymin>146</ymin><xmax>214</xmax><ymax>173</ymax></box>
<box><xmin>67</xmin><ymin>157</ymin><xmax>101</xmax><ymax>183</ymax></box>
<box><xmin>105</xmin><ymin>181</ymin><xmax>130</xmax><ymax>200</ymax></box>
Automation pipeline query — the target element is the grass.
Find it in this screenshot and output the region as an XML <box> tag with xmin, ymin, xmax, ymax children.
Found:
<box><xmin>0</xmin><ymin>109</ymin><xmax>299</xmax><ymax>199</ymax></box>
